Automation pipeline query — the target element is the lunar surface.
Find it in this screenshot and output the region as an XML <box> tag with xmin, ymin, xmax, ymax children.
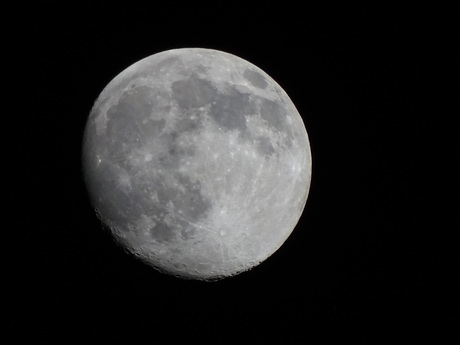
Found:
<box><xmin>82</xmin><ymin>48</ymin><xmax>311</xmax><ymax>280</ymax></box>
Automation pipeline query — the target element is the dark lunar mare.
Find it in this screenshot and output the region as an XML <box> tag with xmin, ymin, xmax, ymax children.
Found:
<box><xmin>84</xmin><ymin>83</ymin><xmax>213</xmax><ymax>245</ymax></box>
<box><xmin>170</xmin><ymin>73</ymin><xmax>292</xmax><ymax>155</ymax></box>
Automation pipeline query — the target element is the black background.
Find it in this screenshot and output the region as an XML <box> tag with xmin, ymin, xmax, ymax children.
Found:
<box><xmin>5</xmin><ymin>2</ymin><xmax>458</xmax><ymax>344</ymax></box>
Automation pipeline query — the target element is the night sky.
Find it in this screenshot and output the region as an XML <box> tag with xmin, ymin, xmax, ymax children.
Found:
<box><xmin>6</xmin><ymin>3</ymin><xmax>457</xmax><ymax>343</ymax></box>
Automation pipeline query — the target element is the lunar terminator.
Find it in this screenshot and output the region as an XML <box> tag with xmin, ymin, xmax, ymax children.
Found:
<box><xmin>82</xmin><ymin>48</ymin><xmax>311</xmax><ymax>280</ymax></box>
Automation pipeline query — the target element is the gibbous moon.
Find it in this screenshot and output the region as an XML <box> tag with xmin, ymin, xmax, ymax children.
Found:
<box><xmin>82</xmin><ymin>48</ymin><xmax>311</xmax><ymax>280</ymax></box>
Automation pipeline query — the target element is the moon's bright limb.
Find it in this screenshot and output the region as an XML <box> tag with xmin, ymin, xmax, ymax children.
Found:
<box><xmin>82</xmin><ymin>48</ymin><xmax>312</xmax><ymax>280</ymax></box>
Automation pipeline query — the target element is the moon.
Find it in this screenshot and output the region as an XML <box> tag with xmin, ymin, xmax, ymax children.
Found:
<box><xmin>82</xmin><ymin>48</ymin><xmax>312</xmax><ymax>280</ymax></box>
